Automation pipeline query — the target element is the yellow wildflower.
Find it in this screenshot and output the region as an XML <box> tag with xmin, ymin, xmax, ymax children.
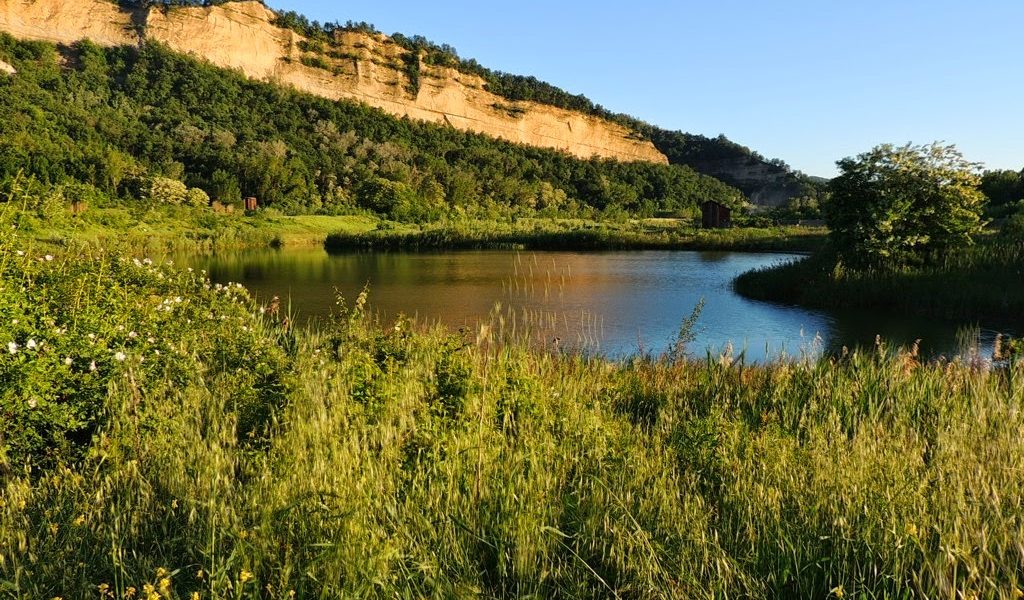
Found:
<box><xmin>124</xmin><ymin>587</ymin><xmax>137</xmax><ymax>599</ymax></box>
<box><xmin>159</xmin><ymin>577</ymin><xmax>171</xmax><ymax>594</ymax></box>
<box><xmin>155</xmin><ymin>567</ymin><xmax>168</xmax><ymax>579</ymax></box>
<box><xmin>73</xmin><ymin>515</ymin><xmax>86</xmax><ymax>527</ymax></box>
<box><xmin>830</xmin><ymin>585</ymin><xmax>845</xmax><ymax>598</ymax></box>
<box><xmin>239</xmin><ymin>570</ymin><xmax>254</xmax><ymax>584</ymax></box>
<box><xmin>190</xmin><ymin>593</ymin><xmax>200</xmax><ymax>600</ymax></box>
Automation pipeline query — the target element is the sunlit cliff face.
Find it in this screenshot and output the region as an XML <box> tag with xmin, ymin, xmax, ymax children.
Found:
<box><xmin>0</xmin><ymin>0</ymin><xmax>668</xmax><ymax>164</ymax></box>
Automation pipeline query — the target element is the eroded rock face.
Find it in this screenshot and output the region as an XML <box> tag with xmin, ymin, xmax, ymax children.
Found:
<box><xmin>0</xmin><ymin>59</ymin><xmax>15</xmax><ymax>75</ymax></box>
<box><xmin>0</xmin><ymin>0</ymin><xmax>133</xmax><ymax>46</ymax></box>
<box><xmin>0</xmin><ymin>0</ymin><xmax>667</xmax><ymax>164</ymax></box>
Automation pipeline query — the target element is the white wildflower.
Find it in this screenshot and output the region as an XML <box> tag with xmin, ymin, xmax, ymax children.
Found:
<box><xmin>89</xmin><ymin>361</ymin><xmax>97</xmax><ymax>372</ymax></box>
<box><xmin>26</xmin><ymin>339</ymin><xmax>37</xmax><ymax>350</ymax></box>
<box><xmin>64</xmin><ymin>357</ymin><xmax>73</xmax><ymax>366</ymax></box>
<box><xmin>7</xmin><ymin>341</ymin><xmax>18</xmax><ymax>354</ymax></box>
<box><xmin>16</xmin><ymin>250</ymin><xmax>24</xmax><ymax>256</ymax></box>
<box><xmin>114</xmin><ymin>351</ymin><xmax>126</xmax><ymax>362</ymax></box>
<box><xmin>44</xmin><ymin>255</ymin><xmax>53</xmax><ymax>262</ymax></box>
<box><xmin>128</xmin><ymin>331</ymin><xmax>138</xmax><ymax>339</ymax></box>
<box><xmin>27</xmin><ymin>398</ymin><xmax>37</xmax><ymax>409</ymax></box>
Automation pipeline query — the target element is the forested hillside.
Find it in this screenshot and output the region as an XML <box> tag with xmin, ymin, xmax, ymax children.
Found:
<box><xmin>0</xmin><ymin>33</ymin><xmax>742</xmax><ymax>220</ymax></box>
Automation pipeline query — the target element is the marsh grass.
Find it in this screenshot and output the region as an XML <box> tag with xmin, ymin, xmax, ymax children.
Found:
<box><xmin>735</xmin><ymin>235</ymin><xmax>1024</xmax><ymax>323</ymax></box>
<box><xmin>325</xmin><ymin>219</ymin><xmax>826</xmax><ymax>253</ymax></box>
<box><xmin>1</xmin><ymin>230</ymin><xmax>1023</xmax><ymax>599</ymax></box>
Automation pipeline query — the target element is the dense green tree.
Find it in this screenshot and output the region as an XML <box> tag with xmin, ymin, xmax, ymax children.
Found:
<box><xmin>826</xmin><ymin>143</ymin><xmax>987</xmax><ymax>268</ymax></box>
<box><xmin>980</xmin><ymin>168</ymin><xmax>1023</xmax><ymax>216</ymax></box>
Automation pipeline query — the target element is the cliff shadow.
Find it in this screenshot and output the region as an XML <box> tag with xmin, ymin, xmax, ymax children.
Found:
<box><xmin>126</xmin><ymin>5</ymin><xmax>149</xmax><ymax>42</ymax></box>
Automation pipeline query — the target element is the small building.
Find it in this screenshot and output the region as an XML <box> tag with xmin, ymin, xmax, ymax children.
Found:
<box><xmin>244</xmin><ymin>196</ymin><xmax>258</xmax><ymax>211</ymax></box>
<box><xmin>701</xmin><ymin>201</ymin><xmax>732</xmax><ymax>229</ymax></box>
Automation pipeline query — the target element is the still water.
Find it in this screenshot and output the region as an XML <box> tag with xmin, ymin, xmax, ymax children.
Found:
<box><xmin>184</xmin><ymin>248</ymin><xmax>1008</xmax><ymax>361</ymax></box>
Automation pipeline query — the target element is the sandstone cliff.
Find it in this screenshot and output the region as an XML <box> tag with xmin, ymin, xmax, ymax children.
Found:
<box><xmin>0</xmin><ymin>0</ymin><xmax>667</xmax><ymax>165</ymax></box>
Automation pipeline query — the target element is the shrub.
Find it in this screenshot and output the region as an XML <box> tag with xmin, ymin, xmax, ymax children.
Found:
<box><xmin>184</xmin><ymin>187</ymin><xmax>210</xmax><ymax>208</ymax></box>
<box><xmin>145</xmin><ymin>176</ymin><xmax>188</xmax><ymax>205</ymax></box>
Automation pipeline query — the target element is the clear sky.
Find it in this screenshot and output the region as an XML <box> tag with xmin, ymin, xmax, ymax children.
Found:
<box><xmin>268</xmin><ymin>0</ymin><xmax>1022</xmax><ymax>177</ymax></box>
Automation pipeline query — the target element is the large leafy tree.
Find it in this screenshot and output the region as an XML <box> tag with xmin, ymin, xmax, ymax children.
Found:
<box><xmin>826</xmin><ymin>142</ymin><xmax>987</xmax><ymax>268</ymax></box>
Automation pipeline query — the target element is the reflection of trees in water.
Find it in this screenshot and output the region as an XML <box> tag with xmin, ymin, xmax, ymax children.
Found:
<box><xmin>823</xmin><ymin>310</ymin><xmax>1014</xmax><ymax>360</ymax></box>
<box><xmin>695</xmin><ymin>251</ymin><xmax>731</xmax><ymax>264</ymax></box>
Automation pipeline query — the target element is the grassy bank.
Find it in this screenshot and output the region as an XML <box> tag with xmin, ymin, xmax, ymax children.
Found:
<box><xmin>2</xmin><ymin>226</ymin><xmax>1022</xmax><ymax>598</ymax></box>
<box><xmin>326</xmin><ymin>219</ymin><xmax>826</xmax><ymax>252</ymax></box>
<box><xmin>735</xmin><ymin>235</ymin><xmax>1024</xmax><ymax>323</ymax></box>
<box><xmin>16</xmin><ymin>202</ymin><xmax>382</xmax><ymax>254</ymax></box>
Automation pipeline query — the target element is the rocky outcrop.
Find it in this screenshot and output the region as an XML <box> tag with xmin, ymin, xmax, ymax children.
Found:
<box><xmin>0</xmin><ymin>59</ymin><xmax>15</xmax><ymax>75</ymax></box>
<box><xmin>680</xmin><ymin>157</ymin><xmax>807</xmax><ymax>207</ymax></box>
<box><xmin>0</xmin><ymin>0</ymin><xmax>667</xmax><ymax>164</ymax></box>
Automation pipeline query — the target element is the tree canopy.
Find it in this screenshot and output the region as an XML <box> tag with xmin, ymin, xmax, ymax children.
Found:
<box><xmin>826</xmin><ymin>143</ymin><xmax>987</xmax><ymax>268</ymax></box>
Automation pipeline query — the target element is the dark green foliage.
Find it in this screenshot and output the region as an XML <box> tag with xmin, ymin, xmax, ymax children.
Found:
<box><xmin>981</xmin><ymin>168</ymin><xmax>1024</xmax><ymax>218</ymax></box>
<box><xmin>0</xmin><ymin>33</ymin><xmax>741</xmax><ymax>220</ymax></box>
<box><xmin>431</xmin><ymin>337</ymin><xmax>473</xmax><ymax>421</ymax></box>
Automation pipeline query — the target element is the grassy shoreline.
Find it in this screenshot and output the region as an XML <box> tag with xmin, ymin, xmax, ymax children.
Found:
<box><xmin>734</xmin><ymin>235</ymin><xmax>1024</xmax><ymax>325</ymax></box>
<box><xmin>1</xmin><ymin>229</ymin><xmax>1022</xmax><ymax>598</ymax></box>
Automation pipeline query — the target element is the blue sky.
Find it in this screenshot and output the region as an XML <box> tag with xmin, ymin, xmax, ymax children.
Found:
<box><xmin>268</xmin><ymin>0</ymin><xmax>1023</xmax><ymax>177</ymax></box>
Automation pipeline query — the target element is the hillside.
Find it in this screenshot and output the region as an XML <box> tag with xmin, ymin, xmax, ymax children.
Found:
<box><xmin>0</xmin><ymin>31</ymin><xmax>741</xmax><ymax>219</ymax></box>
<box><xmin>0</xmin><ymin>0</ymin><xmax>666</xmax><ymax>164</ymax></box>
<box><xmin>0</xmin><ymin>0</ymin><xmax>819</xmax><ymax>205</ymax></box>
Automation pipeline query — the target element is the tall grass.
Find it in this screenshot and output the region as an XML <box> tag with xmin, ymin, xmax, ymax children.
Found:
<box><xmin>1</xmin><ymin>227</ymin><xmax>1023</xmax><ymax>598</ymax></box>
<box><xmin>325</xmin><ymin>219</ymin><xmax>826</xmax><ymax>253</ymax></box>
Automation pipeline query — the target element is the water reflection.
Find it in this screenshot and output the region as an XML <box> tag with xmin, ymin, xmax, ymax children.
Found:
<box><xmin>181</xmin><ymin>248</ymin><xmax>1015</xmax><ymax>361</ymax></box>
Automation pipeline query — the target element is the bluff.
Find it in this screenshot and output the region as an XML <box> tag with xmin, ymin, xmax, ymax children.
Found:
<box><xmin>0</xmin><ymin>0</ymin><xmax>667</xmax><ymax>165</ymax></box>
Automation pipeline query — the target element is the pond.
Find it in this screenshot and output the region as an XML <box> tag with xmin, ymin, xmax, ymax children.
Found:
<box><xmin>182</xmin><ymin>248</ymin><xmax>1009</xmax><ymax>361</ymax></box>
